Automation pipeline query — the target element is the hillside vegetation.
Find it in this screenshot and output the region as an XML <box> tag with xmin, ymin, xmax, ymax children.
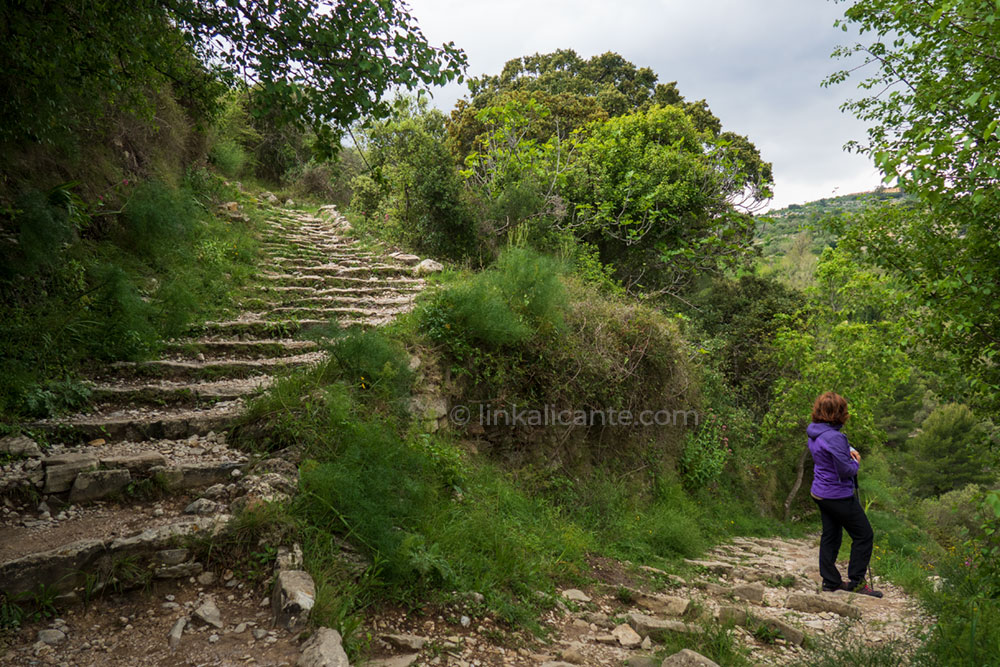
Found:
<box><xmin>2</xmin><ymin>1</ymin><xmax>999</xmax><ymax>666</ymax></box>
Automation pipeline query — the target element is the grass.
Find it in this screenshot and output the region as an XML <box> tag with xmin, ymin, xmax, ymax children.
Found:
<box><xmin>0</xmin><ymin>171</ymin><xmax>263</xmax><ymax>424</ymax></box>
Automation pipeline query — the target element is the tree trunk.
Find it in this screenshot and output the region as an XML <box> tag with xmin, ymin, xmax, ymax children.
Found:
<box><xmin>783</xmin><ymin>448</ymin><xmax>809</xmax><ymax>522</ymax></box>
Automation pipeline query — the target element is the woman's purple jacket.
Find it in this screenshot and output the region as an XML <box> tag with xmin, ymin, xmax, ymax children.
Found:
<box><xmin>807</xmin><ymin>421</ymin><xmax>859</xmax><ymax>500</ymax></box>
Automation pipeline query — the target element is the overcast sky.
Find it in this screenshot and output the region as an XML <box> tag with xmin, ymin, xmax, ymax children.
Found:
<box><xmin>406</xmin><ymin>0</ymin><xmax>884</xmax><ymax>211</ymax></box>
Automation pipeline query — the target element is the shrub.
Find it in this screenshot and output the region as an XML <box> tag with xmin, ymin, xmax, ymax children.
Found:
<box><xmin>905</xmin><ymin>403</ymin><xmax>994</xmax><ymax>498</ymax></box>
<box><xmin>208</xmin><ymin>139</ymin><xmax>248</xmax><ymax>178</ymax></box>
<box><xmin>919</xmin><ymin>484</ymin><xmax>985</xmax><ymax>547</ymax></box>
<box><xmin>679</xmin><ymin>411</ymin><xmax>732</xmax><ymax>491</ymax></box>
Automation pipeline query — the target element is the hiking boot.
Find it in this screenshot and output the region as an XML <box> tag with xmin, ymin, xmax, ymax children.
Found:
<box><xmin>822</xmin><ymin>582</ymin><xmax>848</xmax><ymax>592</ymax></box>
<box><xmin>848</xmin><ymin>583</ymin><xmax>884</xmax><ymax>598</ymax></box>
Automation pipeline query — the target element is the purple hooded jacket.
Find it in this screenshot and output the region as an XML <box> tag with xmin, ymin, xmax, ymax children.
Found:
<box><xmin>807</xmin><ymin>422</ymin><xmax>859</xmax><ymax>500</ymax></box>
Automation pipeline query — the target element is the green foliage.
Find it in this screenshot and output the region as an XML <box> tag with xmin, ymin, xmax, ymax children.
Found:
<box><xmin>918</xmin><ymin>484</ymin><xmax>986</xmax><ymax>548</ymax></box>
<box><xmin>827</xmin><ymin>1</ymin><xmax>1000</xmax><ymax>410</ymax></box>
<box><xmin>420</xmin><ymin>248</ymin><xmax>566</xmax><ymax>352</ymax></box>
<box><xmin>917</xmin><ymin>491</ymin><xmax>1000</xmax><ymax>666</ymax></box>
<box><xmin>679</xmin><ymin>411</ymin><xmax>732</xmax><ymax>490</ymax></box>
<box><xmin>0</xmin><ymin>1</ymin><xmax>221</xmax><ymax>150</ymax></box>
<box><xmin>683</xmin><ymin>274</ymin><xmax>806</xmax><ymax>416</ymax></box>
<box><xmin>0</xmin><ymin>173</ymin><xmax>260</xmax><ymax>421</ymax></box>
<box><xmin>760</xmin><ymin>248</ymin><xmax>912</xmax><ymax>515</ymax></box>
<box><xmin>904</xmin><ymin>404</ymin><xmax>994</xmax><ymax>498</ymax></box>
<box><xmin>353</xmin><ymin>99</ymin><xmax>476</xmax><ymax>259</ymax></box>
<box><xmin>323</xmin><ymin>327</ymin><xmax>415</xmax><ymax>403</ymax></box>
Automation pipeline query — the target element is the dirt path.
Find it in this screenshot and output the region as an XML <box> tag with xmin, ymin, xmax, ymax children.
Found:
<box><xmin>357</xmin><ymin>534</ymin><xmax>931</xmax><ymax>666</ymax></box>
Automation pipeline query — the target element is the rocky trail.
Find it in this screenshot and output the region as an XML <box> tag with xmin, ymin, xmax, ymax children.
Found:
<box><xmin>0</xmin><ymin>204</ymin><xmax>930</xmax><ymax>666</ymax></box>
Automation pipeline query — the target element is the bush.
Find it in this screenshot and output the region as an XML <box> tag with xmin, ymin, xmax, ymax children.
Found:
<box><xmin>420</xmin><ymin>248</ymin><xmax>566</xmax><ymax>352</ymax></box>
<box><xmin>208</xmin><ymin>139</ymin><xmax>248</xmax><ymax>178</ymax></box>
<box><xmin>919</xmin><ymin>484</ymin><xmax>985</xmax><ymax>547</ymax></box>
<box><xmin>905</xmin><ymin>403</ymin><xmax>994</xmax><ymax>498</ymax></box>
<box><xmin>680</xmin><ymin>411</ymin><xmax>732</xmax><ymax>491</ymax></box>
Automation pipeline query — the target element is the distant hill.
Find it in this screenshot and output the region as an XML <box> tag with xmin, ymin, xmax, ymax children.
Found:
<box><xmin>755</xmin><ymin>187</ymin><xmax>910</xmax><ymax>257</ymax></box>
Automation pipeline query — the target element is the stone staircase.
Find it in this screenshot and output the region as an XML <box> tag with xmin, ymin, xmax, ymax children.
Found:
<box><xmin>0</xmin><ymin>204</ymin><xmax>432</xmax><ymax>664</ymax></box>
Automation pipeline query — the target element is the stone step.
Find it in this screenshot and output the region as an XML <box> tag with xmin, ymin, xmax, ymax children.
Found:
<box><xmin>261</xmin><ymin>285</ymin><xmax>424</xmax><ymax>297</ymax></box>
<box><xmin>276</xmin><ymin>263</ymin><xmax>415</xmax><ymax>277</ymax></box>
<box><xmin>0</xmin><ymin>512</ymin><xmax>230</xmax><ymax>598</ymax></box>
<box><xmin>163</xmin><ymin>338</ymin><xmax>318</xmax><ymax>359</ymax></box>
<box><xmin>262</xmin><ymin>273</ymin><xmax>425</xmax><ymax>288</ymax></box>
<box><xmin>89</xmin><ymin>377</ymin><xmax>272</xmax><ymax>407</ymax></box>
<box><xmin>195</xmin><ymin>315</ymin><xmax>398</xmax><ymax>337</ymax></box>
<box><xmin>263</xmin><ymin>305</ymin><xmax>413</xmax><ymax>320</ymax></box>
<box><xmin>102</xmin><ymin>351</ymin><xmax>325</xmax><ymax>381</ymax></box>
<box><xmin>32</xmin><ymin>403</ymin><xmax>244</xmax><ymax>444</ymax></box>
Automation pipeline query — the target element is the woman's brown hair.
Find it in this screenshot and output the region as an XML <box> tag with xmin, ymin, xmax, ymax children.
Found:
<box><xmin>812</xmin><ymin>391</ymin><xmax>849</xmax><ymax>425</ymax></box>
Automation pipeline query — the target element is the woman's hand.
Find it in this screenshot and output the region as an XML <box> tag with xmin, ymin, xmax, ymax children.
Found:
<box><xmin>850</xmin><ymin>447</ymin><xmax>861</xmax><ymax>463</ymax></box>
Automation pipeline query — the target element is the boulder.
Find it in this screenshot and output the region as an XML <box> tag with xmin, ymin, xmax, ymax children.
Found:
<box><xmin>785</xmin><ymin>592</ymin><xmax>861</xmax><ymax>619</ymax></box>
<box><xmin>683</xmin><ymin>559</ymin><xmax>734</xmax><ymax>576</ymax></box>
<box><xmin>272</xmin><ymin>569</ymin><xmax>315</xmax><ymax>630</ymax></box>
<box><xmin>561</xmin><ymin>588</ymin><xmax>591</xmax><ymax>603</ymax></box>
<box><xmin>68</xmin><ymin>469</ymin><xmax>131</xmax><ymax>503</ymax></box>
<box><xmin>661</xmin><ymin>649</ymin><xmax>720</xmax><ymax>666</ymax></box>
<box><xmin>0</xmin><ymin>435</ymin><xmax>42</xmax><ymax>458</ymax></box>
<box><xmin>732</xmin><ymin>583</ymin><xmax>765</xmax><ymax>604</ymax></box>
<box><xmin>612</xmin><ymin>623</ymin><xmax>642</xmax><ymax>648</ymax></box>
<box><xmin>298</xmin><ymin>627</ymin><xmax>350</xmax><ymax>667</ymax></box>
<box><xmin>627</xmin><ymin>612</ymin><xmax>698</xmax><ymax>640</ymax></box>
<box><xmin>383</xmin><ymin>633</ymin><xmax>428</xmax><ymax>651</ymax></box>
<box><xmin>414</xmin><ymin>259</ymin><xmax>443</xmax><ymax>275</ymax></box>
<box><xmin>193</xmin><ymin>596</ymin><xmax>223</xmax><ymax>629</ymax></box>
<box><xmin>635</xmin><ymin>592</ymin><xmax>690</xmax><ymax>616</ymax></box>
<box><xmin>43</xmin><ymin>453</ymin><xmax>98</xmax><ymax>493</ymax></box>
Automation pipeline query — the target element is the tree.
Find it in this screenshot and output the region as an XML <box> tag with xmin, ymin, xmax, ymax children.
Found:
<box><xmin>353</xmin><ymin>99</ymin><xmax>475</xmax><ymax>259</ymax></box>
<box><xmin>906</xmin><ymin>403</ymin><xmax>994</xmax><ymax>498</ymax></box>
<box><xmin>458</xmin><ymin>50</ymin><xmax>772</xmax><ymax>206</ymax></box>
<box><xmin>0</xmin><ymin>1</ymin><xmax>466</xmax><ymax>157</ymax></box>
<box><xmin>564</xmin><ymin>105</ymin><xmax>763</xmax><ymax>291</ymax></box>
<box><xmin>825</xmin><ymin>0</ymin><xmax>1000</xmax><ymax>408</ymax></box>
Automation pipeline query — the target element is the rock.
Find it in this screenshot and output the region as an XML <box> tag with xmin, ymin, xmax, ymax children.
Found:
<box><xmin>626</xmin><ymin>657</ymin><xmax>660</xmax><ymax>667</ymax></box>
<box><xmin>202</xmin><ymin>483</ymin><xmax>229</xmax><ymax>499</ymax></box>
<box><xmin>414</xmin><ymin>259</ymin><xmax>444</xmax><ymax>275</ymax></box>
<box><xmin>716</xmin><ymin>606</ymin><xmax>748</xmax><ymax>625</ymax></box>
<box><xmin>612</xmin><ymin>623</ymin><xmax>642</xmax><ymax>648</ymax></box>
<box><xmin>155</xmin><ymin>562</ymin><xmax>203</xmax><ymax>579</ymax></box>
<box><xmin>37</xmin><ymin>629</ymin><xmax>66</xmax><ymax>645</ymax></box>
<box><xmin>0</xmin><ymin>435</ymin><xmax>42</xmax><ymax>458</ymax></box>
<box><xmin>561</xmin><ymin>588</ymin><xmax>591</xmax><ymax>603</ymax></box>
<box><xmin>558</xmin><ymin>646</ymin><xmax>586</xmax><ymax>664</ymax></box>
<box><xmin>759</xmin><ymin>617</ymin><xmax>806</xmax><ymax>646</ymax></box>
<box><xmin>208</xmin><ymin>633</ymin><xmax>220</xmax><ymax>643</ymax></box>
<box><xmin>252</xmin><ymin>628</ymin><xmax>268</xmax><ymax>640</ymax></box>
<box><xmin>68</xmin><ymin>469</ymin><xmax>131</xmax><ymax>503</ymax></box>
<box><xmin>233</xmin><ymin>622</ymin><xmax>247</xmax><ymax>634</ymax></box>
<box><xmin>391</xmin><ymin>253</ymin><xmax>422</xmax><ymax>266</ymax></box>
<box><xmin>627</xmin><ymin>612</ymin><xmax>698</xmax><ymax>640</ymax></box>
<box><xmin>641</xmin><ymin>636</ymin><xmax>652</xmax><ymax>650</ymax></box>
<box><xmin>733</xmin><ymin>583</ymin><xmax>765</xmax><ymax>604</ymax></box>
<box><xmin>539</xmin><ymin>663</ymin><xmax>578</xmax><ymax>667</ymax></box>
<box><xmin>168</xmin><ymin>618</ymin><xmax>186</xmax><ymax>649</ymax></box>
<box><xmin>262</xmin><ymin>192</ymin><xmax>279</xmax><ymax>204</ymax></box>
<box><xmin>184</xmin><ymin>498</ymin><xmax>219</xmax><ymax>515</ymax></box>
<box><xmin>408</xmin><ymin>394</ymin><xmax>447</xmax><ymax>421</ymax></box>
<box><xmin>384</xmin><ymin>633</ymin><xmax>429</xmax><ymax>651</ymax></box>
<box><xmin>197</xmin><ymin>571</ymin><xmax>217</xmax><ymax>586</ymax></box>
<box><xmin>272</xmin><ymin>570</ymin><xmax>315</xmax><ymax>631</ymax></box>
<box><xmin>155</xmin><ymin>549</ymin><xmax>190</xmax><ymax>567</ymax></box>
<box><xmin>298</xmin><ymin>627</ymin><xmax>350</xmax><ymax>667</ymax></box>
<box><xmin>582</xmin><ymin>611</ymin><xmax>614</xmax><ymax>628</ymax></box>
<box><xmin>785</xmin><ymin>593</ymin><xmax>861</xmax><ymax>619</ymax></box>
<box><xmin>661</xmin><ymin>648</ymin><xmax>720</xmax><ymax>666</ymax></box>
<box><xmin>635</xmin><ymin>592</ymin><xmax>690</xmax><ymax>616</ymax></box>
<box><xmin>42</xmin><ymin>454</ymin><xmax>98</xmax><ymax>493</ymax></box>
<box><xmin>285</xmin><ymin>199</ymin><xmax>295</xmax><ymax>207</ymax></box>
<box><xmin>275</xmin><ymin>544</ymin><xmax>304</xmax><ymax>571</ymax></box>
<box><xmin>683</xmin><ymin>559</ymin><xmax>734</xmax><ymax>576</ymax></box>
<box><xmin>99</xmin><ymin>452</ymin><xmax>167</xmax><ymax>474</ymax></box>
<box><xmin>363</xmin><ymin>656</ymin><xmax>419</xmax><ymax>667</ymax></box>
<box><xmin>193</xmin><ymin>597</ymin><xmax>223</xmax><ymax>629</ymax></box>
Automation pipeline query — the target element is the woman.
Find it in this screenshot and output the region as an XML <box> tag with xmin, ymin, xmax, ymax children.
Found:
<box><xmin>807</xmin><ymin>391</ymin><xmax>882</xmax><ymax>598</ymax></box>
